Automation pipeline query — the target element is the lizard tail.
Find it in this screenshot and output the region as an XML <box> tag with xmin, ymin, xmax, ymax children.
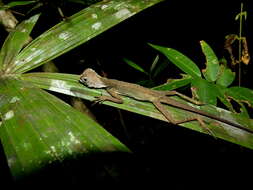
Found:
<box><xmin>160</xmin><ymin>97</ymin><xmax>253</xmax><ymax>134</ymax></box>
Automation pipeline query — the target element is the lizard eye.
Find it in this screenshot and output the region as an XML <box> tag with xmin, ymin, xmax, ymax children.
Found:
<box><xmin>79</xmin><ymin>77</ymin><xmax>88</xmax><ymax>83</ymax></box>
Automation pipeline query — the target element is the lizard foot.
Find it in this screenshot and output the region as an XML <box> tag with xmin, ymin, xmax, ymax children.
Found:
<box><xmin>196</xmin><ymin>117</ymin><xmax>216</xmax><ymax>138</ymax></box>
<box><xmin>91</xmin><ymin>96</ymin><xmax>107</xmax><ymax>106</ymax></box>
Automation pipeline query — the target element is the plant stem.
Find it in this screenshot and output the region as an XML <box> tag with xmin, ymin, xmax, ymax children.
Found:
<box><xmin>238</xmin><ymin>3</ymin><xmax>243</xmax><ymax>86</ymax></box>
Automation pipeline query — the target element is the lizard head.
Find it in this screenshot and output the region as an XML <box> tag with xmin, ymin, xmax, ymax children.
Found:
<box><xmin>79</xmin><ymin>68</ymin><xmax>107</xmax><ymax>88</ymax></box>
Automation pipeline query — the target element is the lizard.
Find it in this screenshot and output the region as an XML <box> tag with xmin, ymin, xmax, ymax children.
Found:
<box><xmin>79</xmin><ymin>68</ymin><xmax>253</xmax><ymax>134</ymax></box>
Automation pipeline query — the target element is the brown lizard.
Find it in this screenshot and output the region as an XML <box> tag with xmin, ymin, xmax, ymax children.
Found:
<box><xmin>79</xmin><ymin>68</ymin><xmax>253</xmax><ymax>134</ymax></box>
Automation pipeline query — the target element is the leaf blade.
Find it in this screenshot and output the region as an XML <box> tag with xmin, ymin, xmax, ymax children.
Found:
<box><xmin>0</xmin><ymin>78</ymin><xmax>130</xmax><ymax>178</ymax></box>
<box><xmin>191</xmin><ymin>77</ymin><xmax>218</xmax><ymax>105</ymax></box>
<box><xmin>8</xmin><ymin>0</ymin><xmax>164</xmax><ymax>74</ymax></box>
<box><xmin>123</xmin><ymin>58</ymin><xmax>148</xmax><ymax>75</ymax></box>
<box><xmin>216</xmin><ymin>65</ymin><xmax>235</xmax><ymax>87</ymax></box>
<box><xmin>200</xmin><ymin>40</ymin><xmax>220</xmax><ymax>82</ymax></box>
<box><xmin>0</xmin><ymin>14</ymin><xmax>40</xmax><ymax>70</ymax></box>
<box><xmin>226</xmin><ymin>87</ymin><xmax>253</xmax><ymax>107</ymax></box>
<box><xmin>150</xmin><ymin>43</ymin><xmax>202</xmax><ymax>78</ymax></box>
<box><xmin>20</xmin><ymin>72</ymin><xmax>253</xmax><ymax>150</ymax></box>
<box><xmin>152</xmin><ymin>74</ymin><xmax>192</xmax><ymax>91</ymax></box>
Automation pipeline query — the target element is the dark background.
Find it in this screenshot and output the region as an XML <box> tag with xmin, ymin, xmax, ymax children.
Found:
<box><xmin>1</xmin><ymin>0</ymin><xmax>253</xmax><ymax>188</ymax></box>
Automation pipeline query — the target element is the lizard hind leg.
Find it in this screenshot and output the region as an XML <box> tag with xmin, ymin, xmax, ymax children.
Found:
<box><xmin>152</xmin><ymin>101</ymin><xmax>215</xmax><ymax>137</ymax></box>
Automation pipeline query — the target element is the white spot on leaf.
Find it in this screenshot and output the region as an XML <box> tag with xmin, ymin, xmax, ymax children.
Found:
<box><xmin>91</xmin><ymin>13</ymin><xmax>98</xmax><ymax>19</ymax></box>
<box><xmin>25</xmin><ymin>49</ymin><xmax>44</xmax><ymax>62</ymax></box>
<box><xmin>4</xmin><ymin>110</ymin><xmax>14</xmax><ymax>120</ymax></box>
<box><xmin>14</xmin><ymin>60</ymin><xmax>20</xmax><ymax>65</ymax></box>
<box><xmin>7</xmin><ymin>157</ymin><xmax>16</xmax><ymax>168</ymax></box>
<box><xmin>5</xmin><ymin>67</ymin><xmax>12</xmax><ymax>73</ymax></box>
<box><xmin>115</xmin><ymin>8</ymin><xmax>131</xmax><ymax>19</ymax></box>
<box><xmin>68</xmin><ymin>132</ymin><xmax>81</xmax><ymax>145</ymax></box>
<box><xmin>49</xmin><ymin>80</ymin><xmax>67</xmax><ymax>89</ymax></box>
<box><xmin>58</xmin><ymin>32</ymin><xmax>70</xmax><ymax>40</ymax></box>
<box><xmin>92</xmin><ymin>22</ymin><xmax>102</xmax><ymax>30</ymax></box>
<box><xmin>10</xmin><ymin>96</ymin><xmax>20</xmax><ymax>103</ymax></box>
<box><xmin>101</xmin><ymin>4</ymin><xmax>108</xmax><ymax>10</ymax></box>
<box><xmin>21</xmin><ymin>29</ymin><xmax>27</xmax><ymax>33</ymax></box>
<box><xmin>49</xmin><ymin>80</ymin><xmax>75</xmax><ymax>96</ymax></box>
<box><xmin>50</xmin><ymin>146</ymin><xmax>56</xmax><ymax>153</ymax></box>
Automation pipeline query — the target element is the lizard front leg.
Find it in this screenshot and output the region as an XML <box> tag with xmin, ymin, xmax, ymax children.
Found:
<box><xmin>94</xmin><ymin>88</ymin><xmax>123</xmax><ymax>104</ymax></box>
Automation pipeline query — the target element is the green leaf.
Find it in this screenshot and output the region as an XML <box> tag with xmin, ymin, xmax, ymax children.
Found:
<box><xmin>137</xmin><ymin>79</ymin><xmax>155</xmax><ymax>87</ymax></box>
<box><xmin>152</xmin><ymin>56</ymin><xmax>168</xmax><ymax>78</ymax></box>
<box><xmin>238</xmin><ymin>103</ymin><xmax>250</xmax><ymax>118</ymax></box>
<box><xmin>7</xmin><ymin>0</ymin><xmax>164</xmax><ymax>74</ymax></box>
<box><xmin>149</xmin><ymin>44</ymin><xmax>202</xmax><ymax>78</ymax></box>
<box><xmin>21</xmin><ymin>72</ymin><xmax>253</xmax><ymax>150</ymax></box>
<box><xmin>191</xmin><ymin>77</ymin><xmax>218</xmax><ymax>105</ymax></box>
<box><xmin>21</xmin><ymin>72</ymin><xmax>86</xmax><ymax>99</ymax></box>
<box><xmin>0</xmin><ymin>78</ymin><xmax>130</xmax><ymax>178</ymax></box>
<box><xmin>216</xmin><ymin>65</ymin><xmax>235</xmax><ymax>87</ymax></box>
<box><xmin>67</xmin><ymin>0</ymin><xmax>86</xmax><ymax>5</ymax></box>
<box><xmin>21</xmin><ymin>72</ymin><xmax>178</xmax><ymax>120</ymax></box>
<box><xmin>215</xmin><ymin>85</ymin><xmax>236</xmax><ymax>112</ymax></box>
<box><xmin>150</xmin><ymin>55</ymin><xmax>159</xmax><ymax>73</ymax></box>
<box><xmin>225</xmin><ymin>87</ymin><xmax>253</xmax><ymax>108</ymax></box>
<box><xmin>123</xmin><ymin>58</ymin><xmax>148</xmax><ymax>75</ymax></box>
<box><xmin>0</xmin><ymin>14</ymin><xmax>40</xmax><ymax>70</ymax></box>
<box><xmin>26</xmin><ymin>2</ymin><xmax>43</xmax><ymax>14</ymax></box>
<box><xmin>0</xmin><ymin>1</ymin><xmax>36</xmax><ymax>10</ymax></box>
<box><xmin>153</xmin><ymin>74</ymin><xmax>192</xmax><ymax>91</ymax></box>
<box><xmin>200</xmin><ymin>41</ymin><xmax>220</xmax><ymax>82</ymax></box>
<box><xmin>235</xmin><ymin>11</ymin><xmax>247</xmax><ymax>20</ymax></box>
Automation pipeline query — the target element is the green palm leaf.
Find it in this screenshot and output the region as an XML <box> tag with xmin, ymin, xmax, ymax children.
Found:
<box><xmin>21</xmin><ymin>72</ymin><xmax>253</xmax><ymax>150</ymax></box>
<box><xmin>0</xmin><ymin>78</ymin><xmax>130</xmax><ymax>178</ymax></box>
<box><xmin>0</xmin><ymin>14</ymin><xmax>39</xmax><ymax>70</ymax></box>
<box><xmin>0</xmin><ymin>0</ymin><xmax>164</xmax><ymax>179</ymax></box>
<box><xmin>6</xmin><ymin>0</ymin><xmax>164</xmax><ymax>74</ymax></box>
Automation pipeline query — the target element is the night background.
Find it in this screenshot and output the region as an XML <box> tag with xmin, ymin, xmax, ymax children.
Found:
<box><xmin>0</xmin><ymin>0</ymin><xmax>253</xmax><ymax>188</ymax></box>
